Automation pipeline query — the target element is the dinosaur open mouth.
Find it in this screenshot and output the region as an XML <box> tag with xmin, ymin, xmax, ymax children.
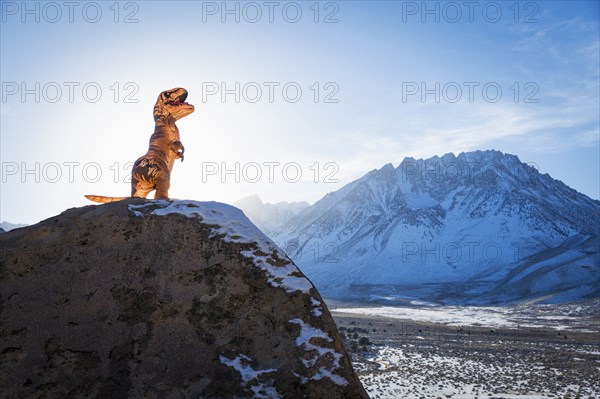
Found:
<box><xmin>169</xmin><ymin>91</ymin><xmax>189</xmax><ymax>106</ymax></box>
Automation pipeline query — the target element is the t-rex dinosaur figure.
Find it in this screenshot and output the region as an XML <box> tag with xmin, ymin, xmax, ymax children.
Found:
<box><xmin>85</xmin><ymin>88</ymin><xmax>194</xmax><ymax>203</ymax></box>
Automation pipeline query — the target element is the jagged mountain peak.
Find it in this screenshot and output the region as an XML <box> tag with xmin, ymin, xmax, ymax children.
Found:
<box><xmin>272</xmin><ymin>150</ymin><xmax>600</xmax><ymax>305</ymax></box>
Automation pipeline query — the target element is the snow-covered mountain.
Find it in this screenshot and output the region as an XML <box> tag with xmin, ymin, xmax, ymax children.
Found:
<box><xmin>0</xmin><ymin>221</ymin><xmax>28</xmax><ymax>232</ymax></box>
<box><xmin>271</xmin><ymin>150</ymin><xmax>600</xmax><ymax>305</ymax></box>
<box><xmin>234</xmin><ymin>195</ymin><xmax>309</xmax><ymax>235</ymax></box>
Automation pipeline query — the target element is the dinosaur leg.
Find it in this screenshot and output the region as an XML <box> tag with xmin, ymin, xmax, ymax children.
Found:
<box><xmin>131</xmin><ymin>185</ymin><xmax>153</xmax><ymax>198</ymax></box>
<box><xmin>131</xmin><ymin>173</ymin><xmax>155</xmax><ymax>198</ymax></box>
<box><xmin>131</xmin><ymin>157</ymin><xmax>161</xmax><ymax>198</ymax></box>
<box><xmin>154</xmin><ymin>173</ymin><xmax>171</xmax><ymax>200</ymax></box>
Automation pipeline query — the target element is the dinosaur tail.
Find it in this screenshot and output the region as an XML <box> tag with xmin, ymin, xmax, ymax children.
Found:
<box><xmin>84</xmin><ymin>195</ymin><xmax>129</xmax><ymax>203</ymax></box>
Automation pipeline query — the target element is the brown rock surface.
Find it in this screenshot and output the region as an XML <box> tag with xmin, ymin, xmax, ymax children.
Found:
<box><xmin>0</xmin><ymin>199</ymin><xmax>369</xmax><ymax>399</ymax></box>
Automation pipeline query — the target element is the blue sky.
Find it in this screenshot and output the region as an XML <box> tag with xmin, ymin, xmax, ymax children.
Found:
<box><xmin>1</xmin><ymin>0</ymin><xmax>599</xmax><ymax>224</ymax></box>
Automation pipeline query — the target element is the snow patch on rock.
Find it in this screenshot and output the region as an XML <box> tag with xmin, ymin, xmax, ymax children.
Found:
<box><xmin>241</xmin><ymin>250</ymin><xmax>313</xmax><ymax>294</ymax></box>
<box><xmin>220</xmin><ymin>353</ymin><xmax>281</xmax><ymax>399</ymax></box>
<box><xmin>311</xmin><ymin>297</ymin><xmax>323</xmax><ymax>317</ymax></box>
<box><xmin>288</xmin><ymin>318</ymin><xmax>348</xmax><ymax>386</ymax></box>
<box><xmin>219</xmin><ymin>354</ymin><xmax>276</xmax><ymax>383</ymax></box>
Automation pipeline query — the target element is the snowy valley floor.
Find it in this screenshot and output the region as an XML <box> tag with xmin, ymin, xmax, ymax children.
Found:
<box><xmin>330</xmin><ymin>300</ymin><xmax>600</xmax><ymax>399</ymax></box>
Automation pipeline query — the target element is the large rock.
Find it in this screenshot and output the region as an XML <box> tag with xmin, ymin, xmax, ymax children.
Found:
<box><xmin>0</xmin><ymin>199</ymin><xmax>369</xmax><ymax>399</ymax></box>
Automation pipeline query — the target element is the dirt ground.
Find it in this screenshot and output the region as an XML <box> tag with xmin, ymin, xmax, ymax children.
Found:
<box><xmin>331</xmin><ymin>307</ymin><xmax>600</xmax><ymax>399</ymax></box>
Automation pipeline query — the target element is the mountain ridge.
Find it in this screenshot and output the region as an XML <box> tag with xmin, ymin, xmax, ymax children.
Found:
<box><xmin>269</xmin><ymin>150</ymin><xmax>600</xmax><ymax>305</ymax></box>
<box><xmin>0</xmin><ymin>221</ymin><xmax>28</xmax><ymax>232</ymax></box>
<box><xmin>234</xmin><ymin>195</ymin><xmax>309</xmax><ymax>235</ymax></box>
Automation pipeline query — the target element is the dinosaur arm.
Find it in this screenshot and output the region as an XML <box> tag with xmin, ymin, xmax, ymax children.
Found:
<box><xmin>169</xmin><ymin>140</ymin><xmax>185</xmax><ymax>162</ymax></box>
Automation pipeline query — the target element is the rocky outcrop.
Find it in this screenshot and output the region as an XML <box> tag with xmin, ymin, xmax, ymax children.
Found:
<box><xmin>0</xmin><ymin>199</ymin><xmax>369</xmax><ymax>399</ymax></box>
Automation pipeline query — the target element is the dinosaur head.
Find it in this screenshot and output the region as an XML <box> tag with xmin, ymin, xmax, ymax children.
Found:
<box><xmin>154</xmin><ymin>88</ymin><xmax>195</xmax><ymax>121</ymax></box>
